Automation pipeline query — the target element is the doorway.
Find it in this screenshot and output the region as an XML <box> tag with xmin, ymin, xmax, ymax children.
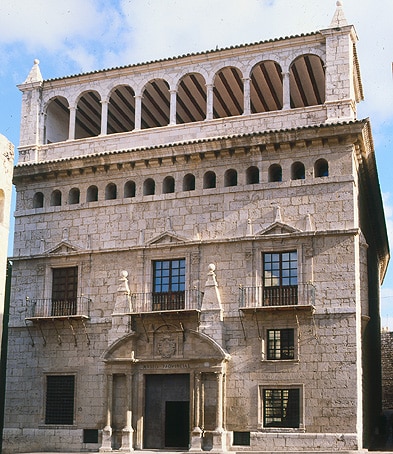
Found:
<box><xmin>144</xmin><ymin>374</ymin><xmax>190</xmax><ymax>449</ymax></box>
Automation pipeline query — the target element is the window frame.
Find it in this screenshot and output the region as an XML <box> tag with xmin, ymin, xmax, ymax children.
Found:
<box><xmin>152</xmin><ymin>258</ymin><xmax>186</xmax><ymax>310</ymax></box>
<box><xmin>44</xmin><ymin>374</ymin><xmax>76</xmax><ymax>426</ymax></box>
<box><xmin>259</xmin><ymin>384</ymin><xmax>304</xmax><ymax>430</ymax></box>
<box><xmin>266</xmin><ymin>328</ymin><xmax>295</xmax><ymax>361</ymax></box>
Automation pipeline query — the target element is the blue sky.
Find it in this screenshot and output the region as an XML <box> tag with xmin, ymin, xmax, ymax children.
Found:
<box><xmin>1</xmin><ymin>0</ymin><xmax>393</xmax><ymax>326</ymax></box>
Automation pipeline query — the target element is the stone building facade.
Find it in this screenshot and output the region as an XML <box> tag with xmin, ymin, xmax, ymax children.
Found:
<box><xmin>3</xmin><ymin>3</ymin><xmax>389</xmax><ymax>453</ymax></box>
<box><xmin>0</xmin><ymin>134</ymin><xmax>14</xmax><ymax>346</ymax></box>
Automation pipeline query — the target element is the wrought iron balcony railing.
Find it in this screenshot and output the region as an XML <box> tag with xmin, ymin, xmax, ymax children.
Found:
<box><xmin>239</xmin><ymin>283</ymin><xmax>315</xmax><ymax>309</ymax></box>
<box><xmin>130</xmin><ymin>289</ymin><xmax>202</xmax><ymax>313</ymax></box>
<box><xmin>26</xmin><ymin>297</ymin><xmax>90</xmax><ymax>319</ymax></box>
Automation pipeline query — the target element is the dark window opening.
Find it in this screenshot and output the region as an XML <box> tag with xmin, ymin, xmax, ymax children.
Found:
<box><xmin>267</xmin><ymin>329</ymin><xmax>295</xmax><ymax>360</ymax></box>
<box><xmin>52</xmin><ymin>267</ymin><xmax>78</xmax><ymax>316</ymax></box>
<box><xmin>50</xmin><ymin>190</ymin><xmax>62</xmax><ymax>206</ymax></box>
<box><xmin>83</xmin><ymin>429</ymin><xmax>99</xmax><ymax>444</ymax></box>
<box><xmin>203</xmin><ymin>171</ymin><xmax>216</xmax><ymax>189</ymax></box>
<box><xmin>224</xmin><ymin>169</ymin><xmax>237</xmax><ymax>187</ymax></box>
<box><xmin>291</xmin><ymin>161</ymin><xmax>305</xmax><ymax>180</ymax></box>
<box><xmin>144</xmin><ymin>178</ymin><xmax>155</xmax><ymax>196</ymax></box>
<box><xmin>233</xmin><ymin>432</ymin><xmax>250</xmax><ymax>446</ymax></box>
<box><xmin>153</xmin><ymin>259</ymin><xmax>185</xmax><ymax>310</ymax></box>
<box><xmin>263</xmin><ymin>388</ymin><xmax>300</xmax><ymax>428</ymax></box>
<box><xmin>315</xmin><ymin>158</ymin><xmax>329</xmax><ymax>177</ymax></box>
<box><xmin>124</xmin><ymin>180</ymin><xmax>136</xmax><ymax>198</ymax></box>
<box><xmin>268</xmin><ymin>164</ymin><xmax>282</xmax><ymax>182</ymax></box>
<box><xmin>33</xmin><ymin>192</ymin><xmax>44</xmax><ymax>208</ymax></box>
<box><xmin>163</xmin><ymin>176</ymin><xmax>175</xmax><ymax>194</ymax></box>
<box><xmin>45</xmin><ymin>375</ymin><xmax>75</xmax><ymax>425</ymax></box>
<box><xmin>86</xmin><ymin>185</ymin><xmax>98</xmax><ymax>202</ymax></box>
<box><xmin>246</xmin><ymin>166</ymin><xmax>259</xmax><ymax>184</ymax></box>
<box><xmin>105</xmin><ymin>183</ymin><xmax>117</xmax><ymax>200</ymax></box>
<box><xmin>263</xmin><ymin>251</ymin><xmax>298</xmax><ymax>306</ymax></box>
<box><xmin>183</xmin><ymin>173</ymin><xmax>195</xmax><ymax>191</ymax></box>
<box><xmin>69</xmin><ymin>188</ymin><xmax>80</xmax><ymax>205</ymax></box>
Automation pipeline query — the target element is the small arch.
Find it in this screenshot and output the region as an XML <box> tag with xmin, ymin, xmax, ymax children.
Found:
<box><xmin>108</xmin><ymin>85</ymin><xmax>135</xmax><ymax>134</ymax></box>
<box><xmin>75</xmin><ymin>90</ymin><xmax>102</xmax><ymax>139</ymax></box>
<box><xmin>44</xmin><ymin>96</ymin><xmax>70</xmax><ymax>144</ymax></box>
<box><xmin>268</xmin><ymin>164</ymin><xmax>282</xmax><ymax>183</ymax></box>
<box><xmin>69</xmin><ymin>188</ymin><xmax>80</xmax><ymax>205</ymax></box>
<box><xmin>315</xmin><ymin>158</ymin><xmax>329</xmax><ymax>177</ymax></box>
<box><xmin>124</xmin><ymin>181</ymin><xmax>136</xmax><ymax>198</ymax></box>
<box><xmin>143</xmin><ymin>178</ymin><xmax>155</xmax><ymax>196</ymax></box>
<box><xmin>213</xmin><ymin>66</ymin><xmax>244</xmax><ymax>118</ymax></box>
<box><xmin>224</xmin><ymin>169</ymin><xmax>238</xmax><ymax>187</ymax></box>
<box><xmin>289</xmin><ymin>54</ymin><xmax>325</xmax><ymax>108</ymax></box>
<box><xmin>246</xmin><ymin>166</ymin><xmax>259</xmax><ymax>184</ymax></box>
<box><xmin>141</xmin><ymin>79</ymin><xmax>170</xmax><ymax>129</ymax></box>
<box><xmin>163</xmin><ymin>176</ymin><xmax>175</xmax><ymax>194</ymax></box>
<box><xmin>291</xmin><ymin>162</ymin><xmax>305</xmax><ymax>180</ymax></box>
<box><xmin>105</xmin><ymin>183</ymin><xmax>117</xmax><ymax>200</ymax></box>
<box><xmin>203</xmin><ymin>171</ymin><xmax>216</xmax><ymax>189</ymax></box>
<box><xmin>50</xmin><ymin>190</ymin><xmax>62</xmax><ymax>207</ymax></box>
<box><xmin>183</xmin><ymin>173</ymin><xmax>195</xmax><ymax>191</ymax></box>
<box><xmin>250</xmin><ymin>60</ymin><xmax>283</xmax><ymax>113</ymax></box>
<box><xmin>176</xmin><ymin>73</ymin><xmax>207</xmax><ymax>124</ymax></box>
<box><xmin>87</xmin><ymin>185</ymin><xmax>98</xmax><ymax>202</ymax></box>
<box><xmin>33</xmin><ymin>192</ymin><xmax>44</xmax><ymax>208</ymax></box>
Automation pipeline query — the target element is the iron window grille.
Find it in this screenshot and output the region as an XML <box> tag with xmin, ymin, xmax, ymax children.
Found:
<box><xmin>267</xmin><ymin>329</ymin><xmax>295</xmax><ymax>360</ymax></box>
<box><xmin>263</xmin><ymin>388</ymin><xmax>300</xmax><ymax>428</ymax></box>
<box><xmin>263</xmin><ymin>251</ymin><xmax>298</xmax><ymax>306</ymax></box>
<box><xmin>153</xmin><ymin>259</ymin><xmax>186</xmax><ymax>310</ymax></box>
<box><xmin>45</xmin><ymin>375</ymin><xmax>75</xmax><ymax>425</ymax></box>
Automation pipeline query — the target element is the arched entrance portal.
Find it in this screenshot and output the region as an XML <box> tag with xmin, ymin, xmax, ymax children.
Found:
<box><xmin>101</xmin><ymin>327</ymin><xmax>230</xmax><ymax>452</ymax></box>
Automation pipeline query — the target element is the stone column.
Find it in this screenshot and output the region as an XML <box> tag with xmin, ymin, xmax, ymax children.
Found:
<box><xmin>212</xmin><ymin>372</ymin><xmax>226</xmax><ymax>451</ymax></box>
<box><xmin>100</xmin><ymin>374</ymin><xmax>113</xmax><ymax>452</ymax></box>
<box><xmin>205</xmin><ymin>84</ymin><xmax>214</xmax><ymax>120</ymax></box>
<box><xmin>169</xmin><ymin>89</ymin><xmax>177</xmax><ymax>125</ymax></box>
<box><xmin>243</xmin><ymin>77</ymin><xmax>251</xmax><ymax>115</ymax></box>
<box><xmin>100</xmin><ymin>100</ymin><xmax>109</xmax><ymax>136</ymax></box>
<box><xmin>282</xmin><ymin>72</ymin><xmax>291</xmax><ymax>110</ymax></box>
<box><xmin>134</xmin><ymin>95</ymin><xmax>142</xmax><ymax>130</ymax></box>
<box><xmin>190</xmin><ymin>372</ymin><xmax>202</xmax><ymax>451</ymax></box>
<box><xmin>68</xmin><ymin>106</ymin><xmax>76</xmax><ymax>140</ymax></box>
<box><xmin>120</xmin><ymin>373</ymin><xmax>134</xmax><ymax>452</ymax></box>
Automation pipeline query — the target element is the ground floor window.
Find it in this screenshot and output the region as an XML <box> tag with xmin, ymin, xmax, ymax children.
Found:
<box><xmin>262</xmin><ymin>388</ymin><xmax>300</xmax><ymax>428</ymax></box>
<box><xmin>45</xmin><ymin>375</ymin><xmax>75</xmax><ymax>425</ymax></box>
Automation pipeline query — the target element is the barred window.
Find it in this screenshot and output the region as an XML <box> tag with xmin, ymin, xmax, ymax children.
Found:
<box><xmin>263</xmin><ymin>388</ymin><xmax>300</xmax><ymax>428</ymax></box>
<box><xmin>45</xmin><ymin>375</ymin><xmax>75</xmax><ymax>425</ymax></box>
<box><xmin>267</xmin><ymin>329</ymin><xmax>295</xmax><ymax>360</ymax></box>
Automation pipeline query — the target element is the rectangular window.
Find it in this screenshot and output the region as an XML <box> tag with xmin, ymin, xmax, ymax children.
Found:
<box><xmin>263</xmin><ymin>388</ymin><xmax>300</xmax><ymax>428</ymax></box>
<box><xmin>45</xmin><ymin>375</ymin><xmax>75</xmax><ymax>425</ymax></box>
<box><xmin>263</xmin><ymin>251</ymin><xmax>298</xmax><ymax>306</ymax></box>
<box><xmin>267</xmin><ymin>329</ymin><xmax>295</xmax><ymax>360</ymax></box>
<box><xmin>51</xmin><ymin>267</ymin><xmax>78</xmax><ymax>316</ymax></box>
<box><xmin>153</xmin><ymin>259</ymin><xmax>185</xmax><ymax>310</ymax></box>
<box><xmin>233</xmin><ymin>431</ymin><xmax>250</xmax><ymax>446</ymax></box>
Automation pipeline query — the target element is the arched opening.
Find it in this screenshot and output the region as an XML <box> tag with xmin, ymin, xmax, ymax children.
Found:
<box><xmin>141</xmin><ymin>79</ymin><xmax>170</xmax><ymax>129</ymax></box>
<box><xmin>246</xmin><ymin>166</ymin><xmax>259</xmax><ymax>184</ymax></box>
<box><xmin>33</xmin><ymin>192</ymin><xmax>44</xmax><ymax>208</ymax></box>
<box><xmin>105</xmin><ymin>183</ymin><xmax>117</xmax><ymax>200</ymax></box>
<box><xmin>213</xmin><ymin>67</ymin><xmax>244</xmax><ymax>118</ymax></box>
<box><xmin>183</xmin><ymin>174</ymin><xmax>195</xmax><ymax>191</ymax></box>
<box><xmin>108</xmin><ymin>85</ymin><xmax>135</xmax><ymax>134</ymax></box>
<box><xmin>124</xmin><ymin>181</ymin><xmax>136</xmax><ymax>198</ymax></box>
<box><xmin>224</xmin><ymin>169</ymin><xmax>237</xmax><ymax>187</ymax></box>
<box><xmin>50</xmin><ymin>190</ymin><xmax>62</xmax><ymax>207</ymax></box>
<box><xmin>291</xmin><ymin>162</ymin><xmax>305</xmax><ymax>180</ymax></box>
<box><xmin>268</xmin><ymin>164</ymin><xmax>282</xmax><ymax>183</ymax></box>
<box><xmin>143</xmin><ymin>178</ymin><xmax>155</xmax><ymax>196</ymax></box>
<box><xmin>75</xmin><ymin>91</ymin><xmax>102</xmax><ymax>139</ymax></box>
<box><xmin>45</xmin><ymin>96</ymin><xmax>70</xmax><ymax>144</ymax></box>
<box><xmin>69</xmin><ymin>188</ymin><xmax>80</xmax><ymax>205</ymax></box>
<box><xmin>87</xmin><ymin>185</ymin><xmax>98</xmax><ymax>202</ymax></box>
<box><xmin>203</xmin><ymin>171</ymin><xmax>216</xmax><ymax>189</ymax></box>
<box><xmin>314</xmin><ymin>158</ymin><xmax>329</xmax><ymax>177</ymax></box>
<box><xmin>289</xmin><ymin>54</ymin><xmax>325</xmax><ymax>108</ymax></box>
<box><xmin>163</xmin><ymin>176</ymin><xmax>175</xmax><ymax>194</ymax></box>
<box><xmin>176</xmin><ymin>73</ymin><xmax>207</xmax><ymax>124</ymax></box>
<box><xmin>250</xmin><ymin>60</ymin><xmax>283</xmax><ymax>113</ymax></box>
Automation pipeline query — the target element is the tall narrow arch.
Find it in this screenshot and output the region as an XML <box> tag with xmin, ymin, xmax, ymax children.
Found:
<box><xmin>163</xmin><ymin>176</ymin><xmax>175</xmax><ymax>194</ymax></box>
<box><xmin>141</xmin><ymin>79</ymin><xmax>170</xmax><ymax>129</ymax></box>
<box><xmin>176</xmin><ymin>73</ymin><xmax>207</xmax><ymax>124</ymax></box>
<box><xmin>224</xmin><ymin>169</ymin><xmax>238</xmax><ymax>187</ymax></box>
<box><xmin>246</xmin><ymin>166</ymin><xmax>259</xmax><ymax>184</ymax></box>
<box><xmin>268</xmin><ymin>164</ymin><xmax>282</xmax><ymax>183</ymax></box>
<box><xmin>50</xmin><ymin>190</ymin><xmax>62</xmax><ymax>207</ymax></box>
<box><xmin>69</xmin><ymin>188</ymin><xmax>80</xmax><ymax>205</ymax></box>
<box><xmin>213</xmin><ymin>67</ymin><xmax>244</xmax><ymax>118</ymax></box>
<box><xmin>291</xmin><ymin>162</ymin><xmax>305</xmax><ymax>180</ymax></box>
<box><xmin>315</xmin><ymin>158</ymin><xmax>329</xmax><ymax>177</ymax></box>
<box><xmin>105</xmin><ymin>183</ymin><xmax>117</xmax><ymax>200</ymax></box>
<box><xmin>124</xmin><ymin>181</ymin><xmax>136</xmax><ymax>198</ymax></box>
<box><xmin>75</xmin><ymin>91</ymin><xmax>102</xmax><ymax>139</ymax></box>
<box><xmin>108</xmin><ymin>85</ymin><xmax>135</xmax><ymax>134</ymax></box>
<box><xmin>183</xmin><ymin>174</ymin><xmax>195</xmax><ymax>191</ymax></box>
<box><xmin>143</xmin><ymin>178</ymin><xmax>155</xmax><ymax>196</ymax></box>
<box><xmin>33</xmin><ymin>192</ymin><xmax>44</xmax><ymax>208</ymax></box>
<box><xmin>87</xmin><ymin>185</ymin><xmax>98</xmax><ymax>202</ymax></box>
<box><xmin>250</xmin><ymin>60</ymin><xmax>283</xmax><ymax>113</ymax></box>
<box><xmin>203</xmin><ymin>171</ymin><xmax>216</xmax><ymax>189</ymax></box>
<box><xmin>289</xmin><ymin>54</ymin><xmax>325</xmax><ymax>108</ymax></box>
<box><xmin>45</xmin><ymin>96</ymin><xmax>70</xmax><ymax>144</ymax></box>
